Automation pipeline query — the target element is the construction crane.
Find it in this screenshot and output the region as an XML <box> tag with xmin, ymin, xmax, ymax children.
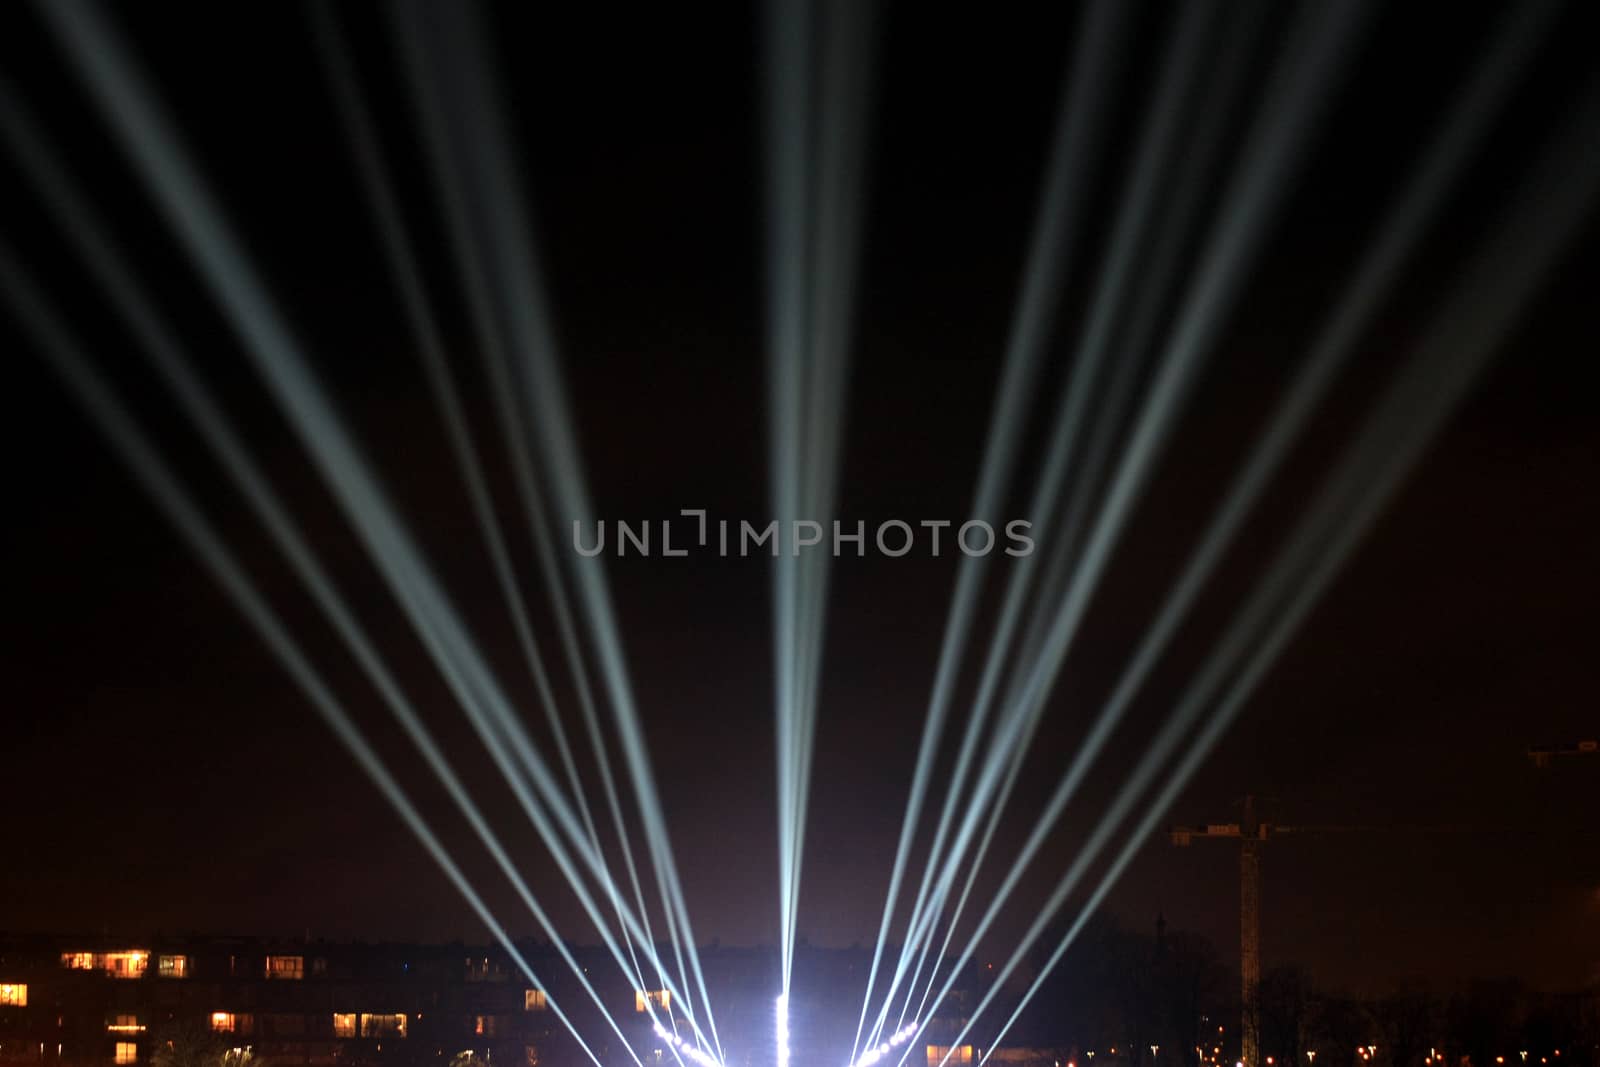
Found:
<box><xmin>1169</xmin><ymin>798</ymin><xmax>1404</xmax><ymax>1067</ymax></box>
<box><xmin>1170</xmin><ymin>795</ymin><xmax>1269</xmax><ymax>1067</ymax></box>
<box><xmin>1170</xmin><ymin>800</ymin><xmax>1525</xmax><ymax>1067</ymax></box>
<box><xmin>1173</xmin><ymin>753</ymin><xmax>1595</xmax><ymax>1066</ymax></box>
<box><xmin>1527</xmin><ymin>739</ymin><xmax>1598</xmax><ymax>768</ymax></box>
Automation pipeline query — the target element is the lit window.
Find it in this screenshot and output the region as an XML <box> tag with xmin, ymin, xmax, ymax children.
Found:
<box><xmin>475</xmin><ymin>1016</ymin><xmax>498</xmax><ymax>1037</ymax></box>
<box><xmin>264</xmin><ymin>957</ymin><xmax>304</xmax><ymax>981</ymax></box>
<box><xmin>0</xmin><ymin>983</ymin><xmax>26</xmax><ymax>1006</ymax></box>
<box><xmin>929</xmin><ymin>1049</ymin><xmax>974</xmax><ymax>1066</ymax></box>
<box><xmin>61</xmin><ymin>952</ymin><xmax>148</xmax><ymax>978</ymax></box>
<box><xmin>115</xmin><ymin>1043</ymin><xmax>138</xmax><ymax>1065</ymax></box>
<box><xmin>523</xmin><ymin>990</ymin><xmax>548</xmax><ymax>1012</ymax></box>
<box><xmin>157</xmin><ymin>956</ymin><xmax>187</xmax><ymax>979</ymax></box>
<box><xmin>333</xmin><ymin>1015</ymin><xmax>356</xmax><ymax>1039</ymax></box>
<box><xmin>211</xmin><ymin>1013</ymin><xmax>236</xmax><ymax>1034</ymax></box>
<box><xmin>106</xmin><ymin>953</ymin><xmax>149</xmax><ymax>979</ymax></box>
<box><xmin>359</xmin><ymin>1014</ymin><xmax>407</xmax><ymax>1039</ymax></box>
<box><xmin>635</xmin><ymin>990</ymin><xmax>670</xmax><ymax>1013</ymax></box>
<box><xmin>109</xmin><ymin>1016</ymin><xmax>145</xmax><ymax>1034</ymax></box>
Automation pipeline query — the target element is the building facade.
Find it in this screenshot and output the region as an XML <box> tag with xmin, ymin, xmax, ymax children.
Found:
<box><xmin>0</xmin><ymin>936</ymin><xmax>996</xmax><ymax>1067</ymax></box>
<box><xmin>0</xmin><ymin>936</ymin><xmax>633</xmax><ymax>1067</ymax></box>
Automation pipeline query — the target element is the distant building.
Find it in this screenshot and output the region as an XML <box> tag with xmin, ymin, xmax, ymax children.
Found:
<box><xmin>0</xmin><ymin>935</ymin><xmax>587</xmax><ymax>1067</ymax></box>
<box><xmin>0</xmin><ymin>935</ymin><xmax>996</xmax><ymax>1067</ymax></box>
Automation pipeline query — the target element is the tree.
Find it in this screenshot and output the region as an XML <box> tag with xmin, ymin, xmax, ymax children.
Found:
<box><xmin>1155</xmin><ymin>930</ymin><xmax>1228</xmax><ymax>1067</ymax></box>
<box><xmin>1449</xmin><ymin>980</ymin><xmax>1523</xmax><ymax>1067</ymax></box>
<box><xmin>149</xmin><ymin>1021</ymin><xmax>267</xmax><ymax>1067</ymax></box>
<box><xmin>1308</xmin><ymin>994</ymin><xmax>1372</xmax><ymax>1067</ymax></box>
<box><xmin>1259</xmin><ymin>967</ymin><xmax>1315</xmax><ymax>1067</ymax></box>
<box><xmin>1374</xmin><ymin>988</ymin><xmax>1436</xmax><ymax>1067</ymax></box>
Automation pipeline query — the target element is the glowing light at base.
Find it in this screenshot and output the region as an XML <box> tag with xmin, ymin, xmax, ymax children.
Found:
<box><xmin>849</xmin><ymin>1023</ymin><xmax>920</xmax><ymax>1067</ymax></box>
<box><xmin>654</xmin><ymin>1023</ymin><xmax>724</xmax><ymax>1067</ymax></box>
<box><xmin>776</xmin><ymin>994</ymin><xmax>791</xmax><ymax>1067</ymax></box>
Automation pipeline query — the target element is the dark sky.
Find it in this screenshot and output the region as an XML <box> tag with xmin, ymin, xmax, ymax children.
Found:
<box><xmin>2</xmin><ymin>0</ymin><xmax>1598</xmax><ymax>1000</ymax></box>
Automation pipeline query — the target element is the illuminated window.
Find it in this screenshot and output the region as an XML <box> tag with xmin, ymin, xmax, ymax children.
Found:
<box><xmin>475</xmin><ymin>1016</ymin><xmax>499</xmax><ymax>1037</ymax></box>
<box><xmin>0</xmin><ymin>983</ymin><xmax>26</xmax><ymax>1006</ymax></box>
<box><xmin>61</xmin><ymin>952</ymin><xmax>148</xmax><ymax>978</ymax></box>
<box><xmin>106</xmin><ymin>953</ymin><xmax>149</xmax><ymax>979</ymax></box>
<box><xmin>157</xmin><ymin>956</ymin><xmax>187</xmax><ymax>979</ymax></box>
<box><xmin>211</xmin><ymin>1013</ymin><xmax>236</xmax><ymax>1034</ymax></box>
<box><xmin>108</xmin><ymin>1016</ymin><xmax>145</xmax><ymax>1034</ymax></box>
<box><xmin>635</xmin><ymin>990</ymin><xmax>670</xmax><ymax>1013</ymax></box>
<box><xmin>332</xmin><ymin>1014</ymin><xmax>356</xmax><ymax>1039</ymax></box>
<box><xmin>929</xmin><ymin>1049</ymin><xmax>974</xmax><ymax>1066</ymax></box>
<box><xmin>359</xmin><ymin>1014</ymin><xmax>407</xmax><ymax>1039</ymax></box>
<box><xmin>523</xmin><ymin>990</ymin><xmax>548</xmax><ymax>1012</ymax></box>
<box><xmin>264</xmin><ymin>956</ymin><xmax>304</xmax><ymax>981</ymax></box>
<box><xmin>115</xmin><ymin>1043</ymin><xmax>138</xmax><ymax>1065</ymax></box>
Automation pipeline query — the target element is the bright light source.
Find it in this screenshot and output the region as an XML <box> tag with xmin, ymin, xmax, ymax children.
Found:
<box><xmin>654</xmin><ymin>1022</ymin><xmax>724</xmax><ymax>1067</ymax></box>
<box><xmin>848</xmin><ymin>1021</ymin><xmax>921</xmax><ymax>1067</ymax></box>
<box><xmin>776</xmin><ymin>994</ymin><xmax>790</xmax><ymax>1067</ymax></box>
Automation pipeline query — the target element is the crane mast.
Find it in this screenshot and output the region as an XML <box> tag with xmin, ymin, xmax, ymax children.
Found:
<box><xmin>1170</xmin><ymin>795</ymin><xmax>1269</xmax><ymax>1067</ymax></box>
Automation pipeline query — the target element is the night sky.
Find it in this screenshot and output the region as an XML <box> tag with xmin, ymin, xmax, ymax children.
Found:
<box><xmin>2</xmin><ymin>1</ymin><xmax>1598</xmax><ymax>1000</ymax></box>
